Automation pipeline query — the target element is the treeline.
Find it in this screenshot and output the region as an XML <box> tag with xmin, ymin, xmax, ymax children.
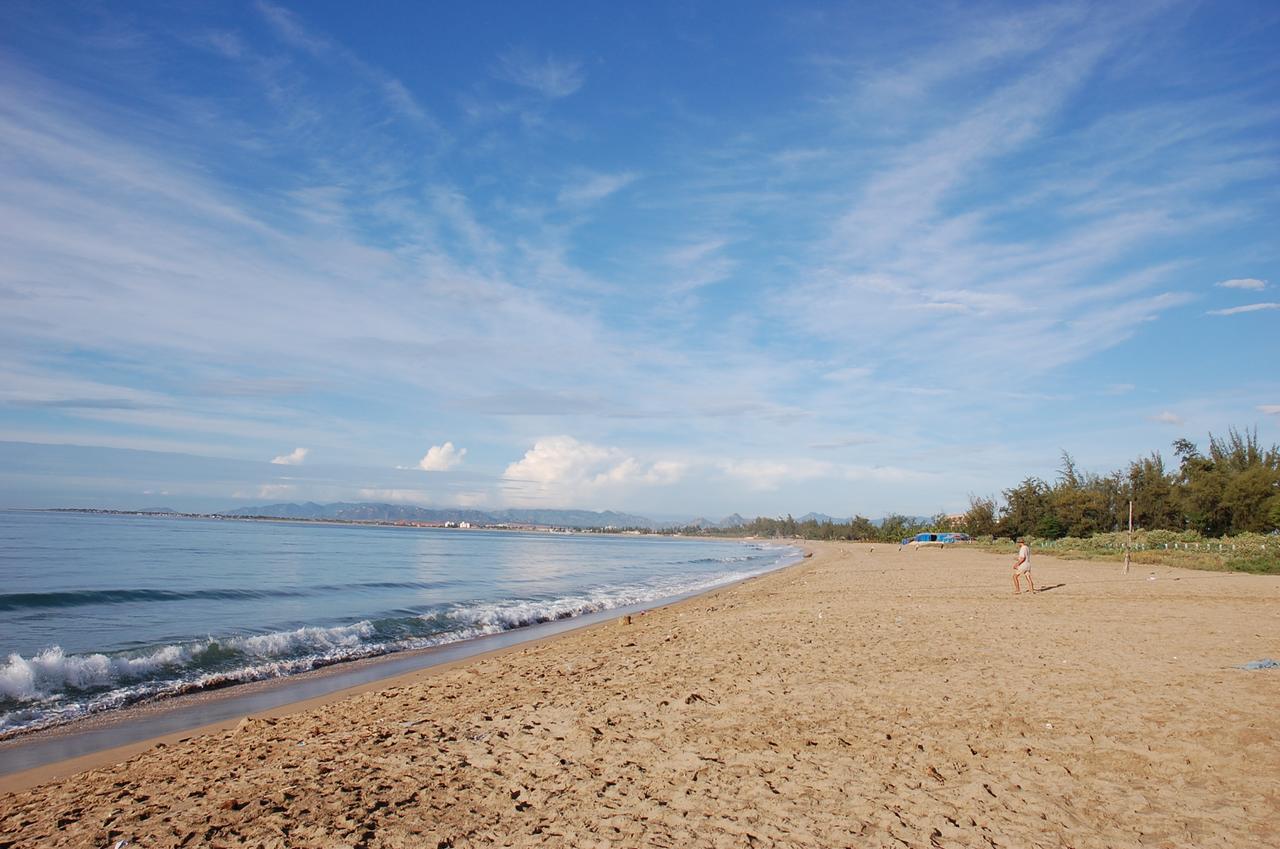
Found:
<box><xmin>968</xmin><ymin>428</ymin><xmax>1279</xmax><ymax>539</ymax></box>
<box><xmin>682</xmin><ymin>513</ymin><xmax>945</xmax><ymax>543</ymax></box>
<box><xmin>695</xmin><ymin>427</ymin><xmax>1279</xmax><ymax>541</ymax></box>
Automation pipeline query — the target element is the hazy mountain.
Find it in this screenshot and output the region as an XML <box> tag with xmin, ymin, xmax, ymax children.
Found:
<box><xmin>222</xmin><ymin>502</ymin><xmax>660</xmax><ymax>529</ymax></box>
<box><xmin>797</xmin><ymin>512</ymin><xmax>846</xmax><ymax>524</ymax></box>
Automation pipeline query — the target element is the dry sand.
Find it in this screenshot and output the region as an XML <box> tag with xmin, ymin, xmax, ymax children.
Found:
<box><xmin>2</xmin><ymin>542</ymin><xmax>1277</xmax><ymax>848</ymax></box>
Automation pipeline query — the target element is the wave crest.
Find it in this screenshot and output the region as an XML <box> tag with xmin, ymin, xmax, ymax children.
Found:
<box><xmin>1</xmin><ymin>543</ymin><xmax>801</xmax><ymax>736</ymax></box>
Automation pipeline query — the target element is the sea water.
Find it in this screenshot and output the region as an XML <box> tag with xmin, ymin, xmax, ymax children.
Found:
<box><xmin>0</xmin><ymin>510</ymin><xmax>798</xmax><ymax>736</ymax></box>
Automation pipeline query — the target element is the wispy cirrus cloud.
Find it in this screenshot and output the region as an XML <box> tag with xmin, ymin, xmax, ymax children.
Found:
<box><xmin>495</xmin><ymin>50</ymin><xmax>584</xmax><ymax>98</ymax></box>
<box><xmin>558</xmin><ymin>171</ymin><xmax>637</xmax><ymax>206</ymax></box>
<box><xmin>662</xmin><ymin>238</ymin><xmax>736</xmax><ymax>295</ymax></box>
<box><xmin>1216</xmin><ymin>277</ymin><xmax>1267</xmax><ymax>290</ymax></box>
<box><xmin>848</xmin><ymin>2</ymin><xmax>1088</xmax><ymax>109</ymax></box>
<box><xmin>771</xmin><ymin>5</ymin><xmax>1252</xmax><ymax>391</ymax></box>
<box><xmin>1</xmin><ymin>2</ymin><xmax>1275</xmax><ymax>518</ymax></box>
<box><xmin>254</xmin><ymin>0</ymin><xmax>433</xmax><ymax>126</ymax></box>
<box><xmin>1207</xmin><ymin>303</ymin><xmax>1279</xmax><ymax>316</ymax></box>
<box><xmin>809</xmin><ymin>433</ymin><xmax>880</xmax><ymax>450</ymax></box>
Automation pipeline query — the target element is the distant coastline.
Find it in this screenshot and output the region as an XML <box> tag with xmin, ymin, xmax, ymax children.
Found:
<box><xmin>28</xmin><ymin>507</ymin><xmax>667</xmax><ymax>535</ymax></box>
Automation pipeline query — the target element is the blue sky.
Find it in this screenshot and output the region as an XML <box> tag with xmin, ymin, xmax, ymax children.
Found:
<box><xmin>1</xmin><ymin>0</ymin><xmax>1277</xmax><ymax>518</ymax></box>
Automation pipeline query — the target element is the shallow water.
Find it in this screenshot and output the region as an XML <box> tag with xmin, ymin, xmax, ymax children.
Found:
<box><xmin>0</xmin><ymin>510</ymin><xmax>798</xmax><ymax>735</ymax></box>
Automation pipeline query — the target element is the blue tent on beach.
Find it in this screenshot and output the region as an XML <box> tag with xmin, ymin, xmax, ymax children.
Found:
<box><xmin>902</xmin><ymin>532</ymin><xmax>971</xmax><ymax>546</ymax></box>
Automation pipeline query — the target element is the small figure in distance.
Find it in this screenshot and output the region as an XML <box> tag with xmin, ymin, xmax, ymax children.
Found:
<box><xmin>1012</xmin><ymin>537</ymin><xmax>1035</xmax><ymax>594</ymax></box>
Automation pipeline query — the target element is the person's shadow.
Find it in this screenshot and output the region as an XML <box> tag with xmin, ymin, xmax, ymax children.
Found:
<box><xmin>1035</xmin><ymin>583</ymin><xmax>1066</xmax><ymax>593</ymax></box>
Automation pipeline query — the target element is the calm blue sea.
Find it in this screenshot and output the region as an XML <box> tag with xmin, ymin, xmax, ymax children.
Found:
<box><xmin>0</xmin><ymin>510</ymin><xmax>798</xmax><ymax>736</ymax></box>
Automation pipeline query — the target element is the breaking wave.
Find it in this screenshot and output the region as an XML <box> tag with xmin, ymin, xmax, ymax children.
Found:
<box><xmin>0</xmin><ymin>544</ymin><xmax>800</xmax><ymax>737</ymax></box>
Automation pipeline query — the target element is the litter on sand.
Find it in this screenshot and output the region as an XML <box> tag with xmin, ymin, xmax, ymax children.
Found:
<box><xmin>1239</xmin><ymin>659</ymin><xmax>1279</xmax><ymax>670</ymax></box>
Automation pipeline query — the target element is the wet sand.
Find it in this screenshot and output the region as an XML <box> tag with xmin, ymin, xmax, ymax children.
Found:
<box><xmin>2</xmin><ymin>542</ymin><xmax>1277</xmax><ymax>848</ymax></box>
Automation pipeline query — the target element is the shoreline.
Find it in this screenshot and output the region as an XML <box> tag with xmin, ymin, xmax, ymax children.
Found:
<box><xmin>16</xmin><ymin>506</ymin><xmax>695</xmax><ymax>535</ymax></box>
<box><xmin>0</xmin><ymin>544</ymin><xmax>805</xmax><ymax>792</ymax></box>
<box><xmin>4</xmin><ymin>542</ymin><xmax>1277</xmax><ymax>848</ymax></box>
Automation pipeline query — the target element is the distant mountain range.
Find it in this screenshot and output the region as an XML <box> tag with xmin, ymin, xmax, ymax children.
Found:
<box><xmin>223</xmin><ymin>502</ymin><xmax>668</xmax><ymax>530</ymax></box>
<box><xmin>217</xmin><ymin>502</ymin><xmax>923</xmax><ymax>530</ymax></box>
<box><xmin>797</xmin><ymin>512</ymin><xmax>843</xmax><ymax>524</ymax></box>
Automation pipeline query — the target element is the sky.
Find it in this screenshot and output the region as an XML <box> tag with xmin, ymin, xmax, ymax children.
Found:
<box><xmin>1</xmin><ymin>0</ymin><xmax>1277</xmax><ymax>519</ymax></box>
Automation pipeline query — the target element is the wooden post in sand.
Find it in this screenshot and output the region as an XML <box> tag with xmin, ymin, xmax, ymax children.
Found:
<box><xmin>1124</xmin><ymin>500</ymin><xmax>1133</xmax><ymax>575</ymax></box>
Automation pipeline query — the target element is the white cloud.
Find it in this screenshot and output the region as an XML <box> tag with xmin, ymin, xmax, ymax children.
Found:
<box><xmin>255</xmin><ymin>1</ymin><xmax>431</xmax><ymax>125</ymax></box>
<box><xmin>1149</xmin><ymin>411</ymin><xmax>1183</xmax><ymax>426</ymax></box>
<box><xmin>643</xmin><ymin>460</ymin><xmax>687</xmax><ymax>485</ymax></box>
<box><xmin>558</xmin><ymin>172</ymin><xmax>637</xmax><ymax>206</ymax></box>
<box><xmin>417</xmin><ymin>441</ymin><xmax>467</xmax><ymax>472</ymax></box>
<box><xmin>257</xmin><ymin>483</ymin><xmax>296</xmax><ymax>499</ymax></box>
<box><xmin>841</xmin><ymin>465</ymin><xmax>930</xmax><ymax>483</ymax></box>
<box><xmin>717</xmin><ymin>457</ymin><xmax>927</xmax><ymax>491</ymax></box>
<box><xmin>718</xmin><ymin>459</ymin><xmax>833</xmax><ymax>491</ymax></box>
<box><xmin>255</xmin><ymin>1</ymin><xmax>329</xmax><ymax>54</ymax></box>
<box><xmin>3</xmin><ymin>4</ymin><xmax>1275</xmax><ymax>520</ymax></box>
<box><xmin>1259</xmin><ymin>405</ymin><xmax>1280</xmax><ymax>416</ymax></box>
<box><xmin>665</xmin><ymin>239</ymin><xmax>728</xmax><ymax>267</ymax></box>
<box><xmin>661</xmin><ymin>238</ymin><xmax>735</xmax><ymax>294</ymax></box>
<box><xmin>271</xmin><ymin>447</ymin><xmax>309</xmax><ymax>465</ymax></box>
<box><xmin>502</xmin><ymin>436</ymin><xmax>684</xmax><ymax>504</ymax></box>
<box><xmin>1215</xmin><ymin>278</ymin><xmax>1266</xmax><ymax>291</ymax></box>
<box><xmin>496</xmin><ymin>50</ymin><xmax>584</xmax><ymax>98</ymax></box>
<box><xmin>356</xmin><ymin>488</ymin><xmax>431</xmax><ymax>504</ymax></box>
<box><xmin>1207</xmin><ymin>302</ymin><xmax>1280</xmax><ymax>316</ymax></box>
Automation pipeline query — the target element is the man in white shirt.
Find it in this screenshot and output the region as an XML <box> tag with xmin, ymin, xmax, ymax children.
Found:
<box><xmin>1012</xmin><ymin>537</ymin><xmax>1035</xmax><ymax>594</ymax></box>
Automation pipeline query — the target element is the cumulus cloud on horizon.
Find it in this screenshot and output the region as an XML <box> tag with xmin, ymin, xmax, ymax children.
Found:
<box><xmin>270</xmin><ymin>447</ymin><xmax>308</xmax><ymax>465</ymax></box>
<box><xmin>502</xmin><ymin>436</ymin><xmax>685</xmax><ymax>505</ymax></box>
<box><xmin>416</xmin><ymin>441</ymin><xmax>467</xmax><ymax>472</ymax></box>
<box><xmin>357</xmin><ymin>487</ymin><xmax>433</xmax><ymax>504</ymax></box>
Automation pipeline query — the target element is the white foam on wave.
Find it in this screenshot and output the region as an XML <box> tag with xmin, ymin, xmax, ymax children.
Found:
<box><xmin>0</xmin><ymin>644</ymin><xmax>192</xmax><ymax>702</ymax></box>
<box><xmin>0</xmin><ymin>622</ymin><xmax>495</xmax><ymax>737</ymax></box>
<box><xmin>0</xmin><ymin>620</ymin><xmax>382</xmax><ymax>706</ymax></box>
<box><xmin>1</xmin><ymin>542</ymin><xmax>803</xmax><ymax>736</ymax></box>
<box><xmin>445</xmin><ymin>548</ymin><xmax>801</xmax><ymax>635</ymax></box>
<box><xmin>231</xmin><ymin>621</ymin><xmax>376</xmax><ymax>657</ymax></box>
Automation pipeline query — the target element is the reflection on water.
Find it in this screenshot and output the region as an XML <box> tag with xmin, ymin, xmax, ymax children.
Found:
<box><xmin>0</xmin><ymin>511</ymin><xmax>799</xmax><ymax>736</ymax></box>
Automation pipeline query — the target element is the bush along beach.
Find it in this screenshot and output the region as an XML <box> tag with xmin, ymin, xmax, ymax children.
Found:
<box><xmin>698</xmin><ymin>428</ymin><xmax>1280</xmax><ymax>574</ymax></box>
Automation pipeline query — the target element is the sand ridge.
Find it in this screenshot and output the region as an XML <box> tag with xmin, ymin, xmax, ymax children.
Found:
<box><xmin>2</xmin><ymin>542</ymin><xmax>1277</xmax><ymax>848</ymax></box>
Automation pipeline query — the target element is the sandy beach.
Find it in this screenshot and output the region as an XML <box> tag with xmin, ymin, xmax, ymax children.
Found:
<box><xmin>2</xmin><ymin>542</ymin><xmax>1277</xmax><ymax>848</ymax></box>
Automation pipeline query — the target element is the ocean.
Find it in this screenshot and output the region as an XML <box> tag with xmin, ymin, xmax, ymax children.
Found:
<box><xmin>0</xmin><ymin>510</ymin><xmax>799</xmax><ymax>737</ymax></box>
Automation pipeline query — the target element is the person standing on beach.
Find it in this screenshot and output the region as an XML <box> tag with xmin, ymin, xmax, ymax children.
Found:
<box><xmin>1012</xmin><ymin>538</ymin><xmax>1035</xmax><ymax>594</ymax></box>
